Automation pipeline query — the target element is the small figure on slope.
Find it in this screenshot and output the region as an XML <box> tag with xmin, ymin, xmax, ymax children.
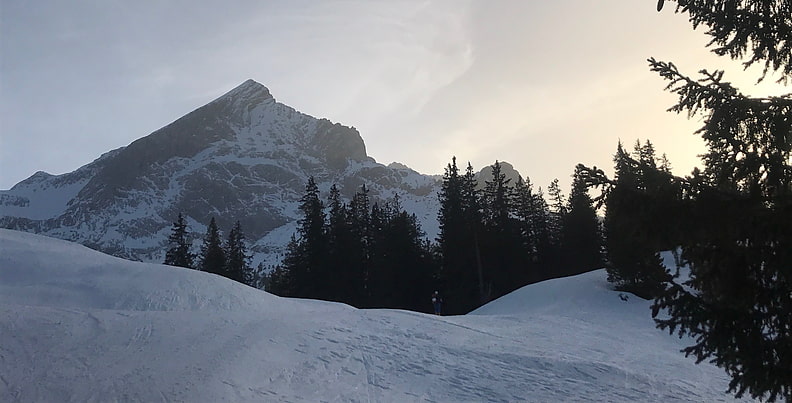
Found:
<box><xmin>432</xmin><ymin>291</ymin><xmax>443</xmax><ymax>315</ymax></box>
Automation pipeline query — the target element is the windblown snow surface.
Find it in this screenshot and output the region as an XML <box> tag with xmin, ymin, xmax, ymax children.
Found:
<box><xmin>0</xmin><ymin>229</ymin><xmax>749</xmax><ymax>402</ymax></box>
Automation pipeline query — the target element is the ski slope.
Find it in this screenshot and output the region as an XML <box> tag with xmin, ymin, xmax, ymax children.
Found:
<box><xmin>0</xmin><ymin>229</ymin><xmax>749</xmax><ymax>402</ymax></box>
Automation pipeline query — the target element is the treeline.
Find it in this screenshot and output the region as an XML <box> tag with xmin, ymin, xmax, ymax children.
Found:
<box><xmin>435</xmin><ymin>158</ymin><xmax>603</xmax><ymax>314</ymax></box>
<box><xmin>163</xmin><ymin>214</ymin><xmax>262</xmax><ymax>288</ymax></box>
<box><xmin>267</xmin><ymin>158</ymin><xmax>606</xmax><ymax>314</ymax></box>
<box><xmin>267</xmin><ymin>179</ymin><xmax>437</xmax><ymax>312</ymax></box>
<box><xmin>162</xmin><ymin>144</ymin><xmax>677</xmax><ymax>314</ymax></box>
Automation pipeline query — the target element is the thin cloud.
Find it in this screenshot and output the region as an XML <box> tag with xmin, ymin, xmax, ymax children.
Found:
<box><xmin>0</xmin><ymin>1</ymin><xmax>787</xmax><ymax>192</ymax></box>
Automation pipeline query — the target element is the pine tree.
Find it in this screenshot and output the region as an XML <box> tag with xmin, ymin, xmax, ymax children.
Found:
<box><xmin>462</xmin><ymin>162</ymin><xmax>487</xmax><ymax>304</ymax></box>
<box><xmin>544</xmin><ymin>178</ymin><xmax>566</xmax><ymax>274</ymax></box>
<box><xmin>546</xmin><ymin>178</ymin><xmax>567</xmax><ymax>217</ymax></box>
<box><xmin>368</xmin><ymin>195</ymin><xmax>436</xmax><ymax>312</ymax></box>
<box><xmin>325</xmin><ymin>184</ymin><xmax>358</xmax><ymax>304</ymax></box>
<box><xmin>512</xmin><ymin>176</ymin><xmax>541</xmax><ymax>266</ymax></box>
<box><xmin>482</xmin><ymin>161</ymin><xmax>512</xmax><ymax>228</ymax></box>
<box><xmin>295</xmin><ymin>176</ymin><xmax>329</xmax><ymax>299</ymax></box>
<box><xmin>562</xmin><ymin>165</ymin><xmax>604</xmax><ymax>275</ymax></box>
<box><xmin>603</xmin><ymin>142</ymin><xmax>672</xmax><ymax>298</ymax></box>
<box><xmin>437</xmin><ymin>157</ymin><xmax>483</xmax><ymax>314</ymax></box>
<box><xmin>267</xmin><ymin>236</ymin><xmax>299</xmax><ymax>296</ymax></box>
<box><xmin>224</xmin><ymin>220</ymin><xmax>252</xmax><ymax>285</ymax></box>
<box><xmin>348</xmin><ymin>185</ymin><xmax>373</xmax><ymax>305</ymax></box>
<box><xmin>164</xmin><ymin>212</ymin><xmax>194</xmax><ymax>269</ymax></box>
<box><xmin>198</xmin><ymin>217</ymin><xmax>226</xmax><ymax>275</ymax></box>
<box><xmin>481</xmin><ymin>161</ymin><xmax>524</xmax><ymax>296</ymax></box>
<box><xmin>528</xmin><ymin>187</ymin><xmax>554</xmax><ymax>281</ymax></box>
<box><xmin>269</xmin><ymin>178</ymin><xmax>331</xmax><ymax>299</ymax></box>
<box><xmin>651</xmin><ymin>1</ymin><xmax>792</xmax><ymax>400</ymax></box>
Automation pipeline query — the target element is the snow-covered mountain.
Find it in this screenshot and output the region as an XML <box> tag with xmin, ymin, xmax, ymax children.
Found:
<box><xmin>0</xmin><ymin>80</ymin><xmax>440</xmax><ymax>265</ymax></box>
<box><xmin>0</xmin><ymin>229</ymin><xmax>748</xmax><ymax>402</ymax></box>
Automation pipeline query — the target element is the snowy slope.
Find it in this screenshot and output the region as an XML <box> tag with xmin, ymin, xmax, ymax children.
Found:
<box><xmin>0</xmin><ymin>229</ymin><xmax>749</xmax><ymax>402</ymax></box>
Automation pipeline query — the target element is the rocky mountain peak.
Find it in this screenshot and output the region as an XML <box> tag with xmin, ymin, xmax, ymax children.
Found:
<box><xmin>210</xmin><ymin>79</ymin><xmax>274</xmax><ymax>110</ymax></box>
<box><xmin>0</xmin><ymin>80</ymin><xmax>441</xmax><ymax>265</ymax></box>
<box><xmin>475</xmin><ymin>161</ymin><xmax>523</xmax><ymax>189</ymax></box>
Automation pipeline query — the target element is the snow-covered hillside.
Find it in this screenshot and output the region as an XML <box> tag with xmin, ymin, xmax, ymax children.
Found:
<box><xmin>0</xmin><ymin>229</ymin><xmax>748</xmax><ymax>402</ymax></box>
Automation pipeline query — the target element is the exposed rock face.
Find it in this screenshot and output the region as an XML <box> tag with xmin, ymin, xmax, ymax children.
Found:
<box><xmin>0</xmin><ymin>80</ymin><xmax>439</xmax><ymax>265</ymax></box>
<box><xmin>475</xmin><ymin>161</ymin><xmax>524</xmax><ymax>189</ymax></box>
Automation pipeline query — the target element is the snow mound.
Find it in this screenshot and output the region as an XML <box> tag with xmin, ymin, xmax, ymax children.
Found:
<box><xmin>0</xmin><ymin>229</ymin><xmax>278</xmax><ymax>312</ymax></box>
<box><xmin>471</xmin><ymin>269</ymin><xmax>618</xmax><ymax>317</ymax></box>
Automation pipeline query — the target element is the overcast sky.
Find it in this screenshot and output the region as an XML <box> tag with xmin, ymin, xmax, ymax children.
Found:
<box><xmin>1</xmin><ymin>1</ymin><xmax>788</xmax><ymax>192</ymax></box>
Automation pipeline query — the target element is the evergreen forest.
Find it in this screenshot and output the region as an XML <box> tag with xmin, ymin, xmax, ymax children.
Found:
<box><xmin>266</xmin><ymin>160</ymin><xmax>605</xmax><ymax>315</ymax></box>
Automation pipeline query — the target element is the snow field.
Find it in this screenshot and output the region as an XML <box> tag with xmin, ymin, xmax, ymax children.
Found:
<box><xmin>0</xmin><ymin>229</ymin><xmax>749</xmax><ymax>402</ymax></box>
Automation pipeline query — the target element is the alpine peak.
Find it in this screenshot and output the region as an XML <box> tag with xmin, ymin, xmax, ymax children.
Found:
<box><xmin>213</xmin><ymin>79</ymin><xmax>273</xmax><ymax>105</ymax></box>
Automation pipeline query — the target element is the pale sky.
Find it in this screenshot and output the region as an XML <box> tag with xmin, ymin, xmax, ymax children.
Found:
<box><xmin>1</xmin><ymin>1</ymin><xmax>788</xmax><ymax>192</ymax></box>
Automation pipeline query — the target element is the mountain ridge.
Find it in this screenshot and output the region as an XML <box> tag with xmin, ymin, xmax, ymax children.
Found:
<box><xmin>0</xmin><ymin>79</ymin><xmax>440</xmax><ymax>265</ymax></box>
<box><xmin>1</xmin><ymin>80</ymin><xmax>529</xmax><ymax>268</ymax></box>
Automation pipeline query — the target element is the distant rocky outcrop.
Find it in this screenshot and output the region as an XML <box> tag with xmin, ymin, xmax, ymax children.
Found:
<box><xmin>475</xmin><ymin>161</ymin><xmax>523</xmax><ymax>189</ymax></box>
